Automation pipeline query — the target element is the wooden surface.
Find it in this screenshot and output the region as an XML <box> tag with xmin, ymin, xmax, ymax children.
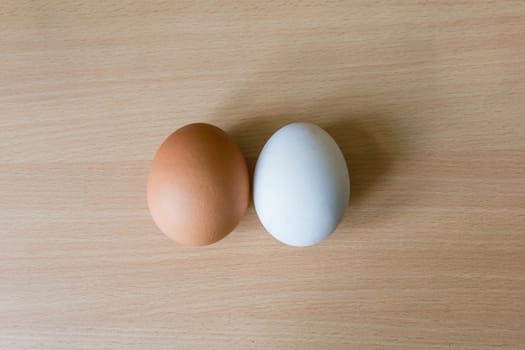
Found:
<box><xmin>1</xmin><ymin>1</ymin><xmax>525</xmax><ymax>349</ymax></box>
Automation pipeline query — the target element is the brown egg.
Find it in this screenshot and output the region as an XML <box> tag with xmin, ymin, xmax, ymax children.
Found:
<box><xmin>147</xmin><ymin>123</ymin><xmax>249</xmax><ymax>246</ymax></box>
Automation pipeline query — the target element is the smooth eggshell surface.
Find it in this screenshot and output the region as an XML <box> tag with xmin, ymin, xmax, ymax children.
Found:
<box><xmin>253</xmin><ymin>122</ymin><xmax>350</xmax><ymax>247</ymax></box>
<box><xmin>147</xmin><ymin>123</ymin><xmax>249</xmax><ymax>246</ymax></box>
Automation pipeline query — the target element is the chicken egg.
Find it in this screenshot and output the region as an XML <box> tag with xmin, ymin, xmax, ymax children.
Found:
<box><xmin>147</xmin><ymin>123</ymin><xmax>249</xmax><ymax>246</ymax></box>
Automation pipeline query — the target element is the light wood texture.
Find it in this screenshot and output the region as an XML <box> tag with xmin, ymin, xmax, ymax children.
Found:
<box><xmin>1</xmin><ymin>1</ymin><xmax>525</xmax><ymax>349</ymax></box>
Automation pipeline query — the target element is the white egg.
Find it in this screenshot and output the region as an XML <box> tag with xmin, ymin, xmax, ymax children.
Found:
<box><xmin>254</xmin><ymin>122</ymin><xmax>350</xmax><ymax>247</ymax></box>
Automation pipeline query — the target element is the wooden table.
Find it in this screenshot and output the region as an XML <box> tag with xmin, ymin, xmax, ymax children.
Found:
<box><xmin>1</xmin><ymin>1</ymin><xmax>524</xmax><ymax>349</ymax></box>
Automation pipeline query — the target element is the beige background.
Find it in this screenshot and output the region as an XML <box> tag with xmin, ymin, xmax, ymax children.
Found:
<box><xmin>1</xmin><ymin>1</ymin><xmax>525</xmax><ymax>349</ymax></box>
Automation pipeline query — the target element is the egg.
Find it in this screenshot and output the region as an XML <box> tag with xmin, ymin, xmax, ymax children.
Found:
<box><xmin>147</xmin><ymin>123</ymin><xmax>249</xmax><ymax>246</ymax></box>
<box><xmin>253</xmin><ymin>122</ymin><xmax>350</xmax><ymax>247</ymax></box>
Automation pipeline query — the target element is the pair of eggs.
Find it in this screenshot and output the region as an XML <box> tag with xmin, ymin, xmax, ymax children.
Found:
<box><xmin>147</xmin><ymin>122</ymin><xmax>350</xmax><ymax>247</ymax></box>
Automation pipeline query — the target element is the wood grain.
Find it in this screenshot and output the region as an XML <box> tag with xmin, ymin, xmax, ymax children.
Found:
<box><xmin>1</xmin><ymin>1</ymin><xmax>524</xmax><ymax>349</ymax></box>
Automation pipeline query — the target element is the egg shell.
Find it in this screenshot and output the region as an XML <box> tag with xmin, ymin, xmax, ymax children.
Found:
<box><xmin>147</xmin><ymin>123</ymin><xmax>249</xmax><ymax>246</ymax></box>
<box><xmin>253</xmin><ymin>122</ymin><xmax>350</xmax><ymax>247</ymax></box>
